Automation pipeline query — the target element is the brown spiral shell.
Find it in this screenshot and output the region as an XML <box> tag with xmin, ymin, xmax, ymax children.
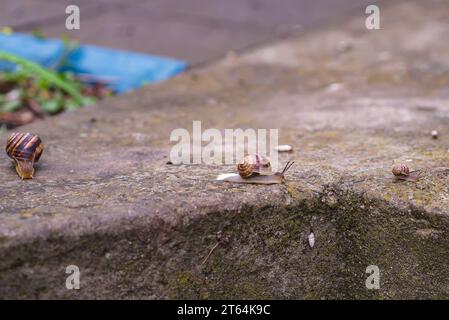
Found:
<box><xmin>392</xmin><ymin>163</ymin><xmax>410</xmax><ymax>177</ymax></box>
<box><xmin>6</xmin><ymin>132</ymin><xmax>44</xmax><ymax>179</ymax></box>
<box><xmin>238</xmin><ymin>154</ymin><xmax>272</xmax><ymax>178</ymax></box>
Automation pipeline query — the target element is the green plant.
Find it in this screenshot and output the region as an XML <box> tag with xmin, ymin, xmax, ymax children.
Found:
<box><xmin>0</xmin><ymin>50</ymin><xmax>84</xmax><ymax>105</ymax></box>
<box><xmin>0</xmin><ymin>47</ymin><xmax>113</xmax><ymax>128</ymax></box>
<box><xmin>0</xmin><ymin>124</ymin><xmax>6</xmax><ymax>138</ymax></box>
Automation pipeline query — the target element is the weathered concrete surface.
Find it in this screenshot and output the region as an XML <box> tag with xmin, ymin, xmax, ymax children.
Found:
<box><xmin>2</xmin><ymin>0</ymin><xmax>380</xmax><ymax>64</ymax></box>
<box><xmin>1</xmin><ymin>0</ymin><xmax>449</xmax><ymax>299</ymax></box>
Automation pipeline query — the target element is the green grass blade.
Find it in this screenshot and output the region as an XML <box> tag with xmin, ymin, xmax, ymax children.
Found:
<box><xmin>0</xmin><ymin>50</ymin><xmax>84</xmax><ymax>105</ymax></box>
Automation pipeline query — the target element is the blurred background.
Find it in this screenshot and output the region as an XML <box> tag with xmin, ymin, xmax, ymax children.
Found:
<box><xmin>2</xmin><ymin>0</ymin><xmax>381</xmax><ymax>64</ymax></box>
<box><xmin>0</xmin><ymin>0</ymin><xmax>382</xmax><ymax>128</ymax></box>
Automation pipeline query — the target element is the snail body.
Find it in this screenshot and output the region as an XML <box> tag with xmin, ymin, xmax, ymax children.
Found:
<box><xmin>391</xmin><ymin>163</ymin><xmax>420</xmax><ymax>182</ymax></box>
<box><xmin>225</xmin><ymin>154</ymin><xmax>294</xmax><ymax>184</ymax></box>
<box><xmin>6</xmin><ymin>132</ymin><xmax>44</xmax><ymax>179</ymax></box>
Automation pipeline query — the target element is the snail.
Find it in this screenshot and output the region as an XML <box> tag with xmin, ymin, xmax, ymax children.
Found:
<box><xmin>222</xmin><ymin>154</ymin><xmax>294</xmax><ymax>184</ymax></box>
<box><xmin>6</xmin><ymin>132</ymin><xmax>44</xmax><ymax>179</ymax></box>
<box><xmin>391</xmin><ymin>163</ymin><xmax>421</xmax><ymax>182</ymax></box>
<box><xmin>237</xmin><ymin>154</ymin><xmax>273</xmax><ymax>178</ymax></box>
<box><xmin>392</xmin><ymin>163</ymin><xmax>409</xmax><ymax>177</ymax></box>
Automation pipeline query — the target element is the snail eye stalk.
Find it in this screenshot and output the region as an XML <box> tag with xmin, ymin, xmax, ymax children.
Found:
<box><xmin>282</xmin><ymin>161</ymin><xmax>295</xmax><ymax>174</ymax></box>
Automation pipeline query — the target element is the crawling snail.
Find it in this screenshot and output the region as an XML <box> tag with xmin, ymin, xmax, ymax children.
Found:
<box><xmin>6</xmin><ymin>132</ymin><xmax>44</xmax><ymax>179</ymax></box>
<box><xmin>221</xmin><ymin>154</ymin><xmax>294</xmax><ymax>184</ymax></box>
<box><xmin>391</xmin><ymin>163</ymin><xmax>421</xmax><ymax>182</ymax></box>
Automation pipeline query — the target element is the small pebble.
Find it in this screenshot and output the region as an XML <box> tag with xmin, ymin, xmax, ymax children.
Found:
<box><xmin>207</xmin><ymin>98</ymin><xmax>218</xmax><ymax>106</ymax></box>
<box><xmin>308</xmin><ymin>232</ymin><xmax>315</xmax><ymax>248</ymax></box>
<box><xmin>326</xmin><ymin>83</ymin><xmax>344</xmax><ymax>93</ymax></box>
<box><xmin>378</xmin><ymin>51</ymin><xmax>392</xmax><ymax>61</ymax></box>
<box><xmin>335</xmin><ymin>40</ymin><xmax>352</xmax><ymax>53</ymax></box>
<box><xmin>276</xmin><ymin>144</ymin><xmax>293</xmax><ymax>152</ymax></box>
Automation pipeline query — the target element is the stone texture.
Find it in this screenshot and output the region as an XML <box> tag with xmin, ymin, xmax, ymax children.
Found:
<box><xmin>1</xmin><ymin>0</ymin><xmax>449</xmax><ymax>299</ymax></box>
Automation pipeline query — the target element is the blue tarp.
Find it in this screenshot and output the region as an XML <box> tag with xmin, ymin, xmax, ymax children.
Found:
<box><xmin>0</xmin><ymin>33</ymin><xmax>187</xmax><ymax>93</ymax></box>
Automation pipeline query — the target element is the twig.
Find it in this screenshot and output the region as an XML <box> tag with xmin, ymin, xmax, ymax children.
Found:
<box><xmin>201</xmin><ymin>242</ymin><xmax>220</xmax><ymax>265</ymax></box>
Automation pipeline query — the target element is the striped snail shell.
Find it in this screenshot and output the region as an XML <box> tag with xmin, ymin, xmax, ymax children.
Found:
<box><xmin>6</xmin><ymin>132</ymin><xmax>44</xmax><ymax>179</ymax></box>
<box><xmin>392</xmin><ymin>163</ymin><xmax>410</xmax><ymax>177</ymax></box>
<box><xmin>238</xmin><ymin>154</ymin><xmax>272</xmax><ymax>178</ymax></box>
<box><xmin>223</xmin><ymin>158</ymin><xmax>294</xmax><ymax>184</ymax></box>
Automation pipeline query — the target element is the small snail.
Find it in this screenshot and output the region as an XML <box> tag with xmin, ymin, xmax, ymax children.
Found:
<box><xmin>392</xmin><ymin>163</ymin><xmax>409</xmax><ymax>177</ymax></box>
<box><xmin>237</xmin><ymin>154</ymin><xmax>273</xmax><ymax>178</ymax></box>
<box><xmin>391</xmin><ymin>163</ymin><xmax>420</xmax><ymax>182</ymax></box>
<box><xmin>6</xmin><ymin>132</ymin><xmax>44</xmax><ymax>179</ymax></box>
<box><xmin>223</xmin><ymin>154</ymin><xmax>294</xmax><ymax>184</ymax></box>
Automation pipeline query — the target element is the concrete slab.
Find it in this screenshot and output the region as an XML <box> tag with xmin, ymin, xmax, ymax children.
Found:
<box><xmin>1</xmin><ymin>0</ymin><xmax>449</xmax><ymax>299</ymax></box>
<box><xmin>2</xmin><ymin>0</ymin><xmax>381</xmax><ymax>63</ymax></box>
